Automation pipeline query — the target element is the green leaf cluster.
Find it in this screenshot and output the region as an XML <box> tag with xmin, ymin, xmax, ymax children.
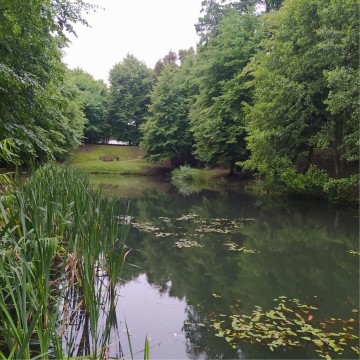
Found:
<box><xmin>68</xmin><ymin>68</ymin><xmax>110</xmax><ymax>144</ymax></box>
<box><xmin>190</xmin><ymin>9</ymin><xmax>264</xmax><ymax>172</ymax></box>
<box><xmin>141</xmin><ymin>52</ymin><xmax>196</xmax><ymax>163</ymax></box>
<box><xmin>243</xmin><ymin>0</ymin><xmax>359</xmax><ymax>194</ymax></box>
<box><xmin>128</xmin><ymin>0</ymin><xmax>359</xmax><ymax>200</ymax></box>
<box><xmin>0</xmin><ymin>0</ymin><xmax>91</xmax><ymax>163</ymax></box>
<box><xmin>108</xmin><ymin>54</ymin><xmax>154</xmax><ymax>145</ymax></box>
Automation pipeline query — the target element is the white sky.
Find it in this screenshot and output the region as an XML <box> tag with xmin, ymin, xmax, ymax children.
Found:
<box><xmin>63</xmin><ymin>0</ymin><xmax>203</xmax><ymax>83</ymax></box>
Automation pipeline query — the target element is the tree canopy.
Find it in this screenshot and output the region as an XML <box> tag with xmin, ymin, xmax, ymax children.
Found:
<box><xmin>108</xmin><ymin>54</ymin><xmax>154</xmax><ymax>145</ymax></box>
<box><xmin>190</xmin><ymin>9</ymin><xmax>264</xmax><ymax>173</ymax></box>
<box><xmin>0</xmin><ymin>0</ymin><xmax>93</xmax><ymax>163</ymax></box>
<box><xmin>140</xmin><ymin>0</ymin><xmax>358</xmax><ymax>200</ymax></box>
<box><xmin>195</xmin><ymin>0</ymin><xmax>283</xmax><ymax>44</ymax></box>
<box><xmin>243</xmin><ymin>0</ymin><xmax>359</xmax><ymax>196</ymax></box>
<box><xmin>141</xmin><ymin>51</ymin><xmax>196</xmax><ymax>164</ymax></box>
<box><xmin>1</xmin><ymin>0</ymin><xmax>358</xmax><ymax>200</ymax></box>
<box><xmin>68</xmin><ymin>68</ymin><xmax>110</xmax><ymax>144</ymax></box>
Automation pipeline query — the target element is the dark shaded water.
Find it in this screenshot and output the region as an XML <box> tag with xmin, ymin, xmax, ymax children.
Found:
<box><xmin>91</xmin><ymin>176</ymin><xmax>359</xmax><ymax>359</ymax></box>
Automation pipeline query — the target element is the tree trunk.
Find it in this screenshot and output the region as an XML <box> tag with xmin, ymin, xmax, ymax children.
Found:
<box><xmin>300</xmin><ymin>148</ymin><xmax>313</xmax><ymax>173</ymax></box>
<box><xmin>229</xmin><ymin>163</ymin><xmax>235</xmax><ymax>176</ymax></box>
<box><xmin>332</xmin><ymin>146</ymin><xmax>341</xmax><ymax>179</ymax></box>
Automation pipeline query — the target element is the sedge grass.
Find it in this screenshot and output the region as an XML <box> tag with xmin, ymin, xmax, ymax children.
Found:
<box><xmin>0</xmin><ymin>163</ymin><xmax>128</xmax><ymax>359</ymax></box>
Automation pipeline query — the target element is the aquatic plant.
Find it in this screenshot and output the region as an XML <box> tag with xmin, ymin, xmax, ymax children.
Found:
<box><xmin>212</xmin><ymin>296</ymin><xmax>359</xmax><ymax>359</ymax></box>
<box><xmin>171</xmin><ymin>165</ymin><xmax>228</xmax><ymax>195</ymax></box>
<box><xmin>0</xmin><ymin>163</ymin><xmax>127</xmax><ymax>358</ymax></box>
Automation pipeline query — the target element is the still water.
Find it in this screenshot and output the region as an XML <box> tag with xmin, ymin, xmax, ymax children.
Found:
<box><xmin>91</xmin><ymin>176</ymin><xmax>359</xmax><ymax>359</ymax></box>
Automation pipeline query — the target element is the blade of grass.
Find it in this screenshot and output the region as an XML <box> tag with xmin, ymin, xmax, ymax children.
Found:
<box><xmin>144</xmin><ymin>335</ymin><xmax>150</xmax><ymax>360</ymax></box>
<box><xmin>125</xmin><ymin>319</ymin><xmax>134</xmax><ymax>360</ymax></box>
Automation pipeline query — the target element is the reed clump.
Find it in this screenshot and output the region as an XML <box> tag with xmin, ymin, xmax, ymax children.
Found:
<box><xmin>171</xmin><ymin>165</ymin><xmax>228</xmax><ymax>195</ymax></box>
<box><xmin>0</xmin><ymin>163</ymin><xmax>127</xmax><ymax>359</ymax></box>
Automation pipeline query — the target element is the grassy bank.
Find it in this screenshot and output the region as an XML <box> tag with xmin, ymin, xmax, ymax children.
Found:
<box><xmin>70</xmin><ymin>144</ymin><xmax>171</xmax><ymax>175</ymax></box>
<box><xmin>0</xmin><ymin>164</ymin><xmax>127</xmax><ymax>358</ymax></box>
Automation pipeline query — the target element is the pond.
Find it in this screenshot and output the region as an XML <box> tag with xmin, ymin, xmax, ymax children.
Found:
<box><xmin>85</xmin><ymin>175</ymin><xmax>359</xmax><ymax>359</ymax></box>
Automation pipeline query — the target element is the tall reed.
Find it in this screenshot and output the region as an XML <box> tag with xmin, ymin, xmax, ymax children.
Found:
<box><xmin>0</xmin><ymin>163</ymin><xmax>127</xmax><ymax>359</ymax></box>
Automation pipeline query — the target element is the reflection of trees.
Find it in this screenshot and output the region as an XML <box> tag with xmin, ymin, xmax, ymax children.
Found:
<box><xmin>116</xmin><ymin>189</ymin><xmax>359</xmax><ymax>358</ymax></box>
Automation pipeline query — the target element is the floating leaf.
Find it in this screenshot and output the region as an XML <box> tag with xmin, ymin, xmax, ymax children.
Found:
<box><xmin>212</xmin><ymin>293</ymin><xmax>222</xmax><ymax>298</ymax></box>
<box><xmin>211</xmin><ymin>297</ymin><xmax>359</xmax><ymax>358</ymax></box>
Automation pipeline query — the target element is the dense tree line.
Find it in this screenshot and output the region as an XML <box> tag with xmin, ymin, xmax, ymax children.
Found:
<box><xmin>139</xmin><ymin>0</ymin><xmax>359</xmax><ymax>199</ymax></box>
<box><xmin>1</xmin><ymin>0</ymin><xmax>358</xmax><ymax>199</ymax></box>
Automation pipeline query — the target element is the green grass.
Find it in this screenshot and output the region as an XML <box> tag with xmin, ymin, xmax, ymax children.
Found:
<box><xmin>70</xmin><ymin>144</ymin><xmax>145</xmax><ymax>162</ymax></box>
<box><xmin>69</xmin><ymin>145</ymin><xmax>170</xmax><ymax>175</ymax></box>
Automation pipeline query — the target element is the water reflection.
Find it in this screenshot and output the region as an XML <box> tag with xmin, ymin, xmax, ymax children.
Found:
<box><xmin>93</xmin><ymin>181</ymin><xmax>359</xmax><ymax>359</ymax></box>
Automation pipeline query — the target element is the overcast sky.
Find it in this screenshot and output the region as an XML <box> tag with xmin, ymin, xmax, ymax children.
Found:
<box><xmin>63</xmin><ymin>0</ymin><xmax>203</xmax><ymax>83</ymax></box>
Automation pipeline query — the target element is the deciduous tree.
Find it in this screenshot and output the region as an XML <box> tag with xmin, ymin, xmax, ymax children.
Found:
<box><xmin>244</xmin><ymin>0</ymin><xmax>359</xmax><ymax>194</ymax></box>
<box><xmin>68</xmin><ymin>68</ymin><xmax>110</xmax><ymax>144</ymax></box>
<box><xmin>141</xmin><ymin>51</ymin><xmax>196</xmax><ymax>163</ymax></box>
<box><xmin>0</xmin><ymin>0</ymin><xmax>92</xmax><ymax>163</ymax></box>
<box><xmin>108</xmin><ymin>55</ymin><xmax>154</xmax><ymax>145</ymax></box>
<box><xmin>190</xmin><ymin>9</ymin><xmax>264</xmax><ymax>173</ymax></box>
<box><xmin>195</xmin><ymin>0</ymin><xmax>283</xmax><ymax>44</ymax></box>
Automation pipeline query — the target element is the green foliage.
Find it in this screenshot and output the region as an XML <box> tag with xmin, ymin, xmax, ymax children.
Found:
<box><xmin>68</xmin><ymin>68</ymin><xmax>110</xmax><ymax>144</ymax></box>
<box><xmin>172</xmin><ymin>165</ymin><xmax>207</xmax><ymax>183</ymax></box>
<box><xmin>0</xmin><ymin>164</ymin><xmax>126</xmax><ymax>358</ymax></box>
<box><xmin>0</xmin><ymin>138</ymin><xmax>19</xmax><ymax>193</ymax></box>
<box><xmin>190</xmin><ymin>9</ymin><xmax>264</xmax><ymax>172</ymax></box>
<box><xmin>324</xmin><ymin>67</ymin><xmax>359</xmax><ymax>162</ymax></box>
<box><xmin>0</xmin><ymin>138</ymin><xmax>18</xmax><ymax>165</ymax></box>
<box><xmin>212</xmin><ymin>296</ymin><xmax>359</xmax><ymax>358</ymax></box>
<box><xmin>243</xmin><ymin>0</ymin><xmax>359</xmax><ymax>194</ymax></box>
<box><xmin>108</xmin><ymin>54</ymin><xmax>154</xmax><ymax>145</ymax></box>
<box><xmin>141</xmin><ymin>52</ymin><xmax>195</xmax><ymax>163</ymax></box>
<box><xmin>171</xmin><ymin>165</ymin><xmax>227</xmax><ymax>195</ymax></box>
<box><xmin>144</xmin><ymin>335</ymin><xmax>150</xmax><ymax>360</ymax></box>
<box><xmin>0</xmin><ymin>0</ymin><xmax>90</xmax><ymax>163</ymax></box>
<box><xmin>195</xmin><ymin>0</ymin><xmax>283</xmax><ymax>44</ymax></box>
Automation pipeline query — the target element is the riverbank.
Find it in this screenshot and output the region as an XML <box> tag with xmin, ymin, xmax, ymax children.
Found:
<box><xmin>69</xmin><ymin>145</ymin><xmax>358</xmax><ymax>203</ymax></box>
<box><xmin>69</xmin><ymin>144</ymin><xmax>171</xmax><ymax>175</ymax></box>
<box><xmin>69</xmin><ymin>144</ymin><xmax>246</xmax><ymax>183</ymax></box>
